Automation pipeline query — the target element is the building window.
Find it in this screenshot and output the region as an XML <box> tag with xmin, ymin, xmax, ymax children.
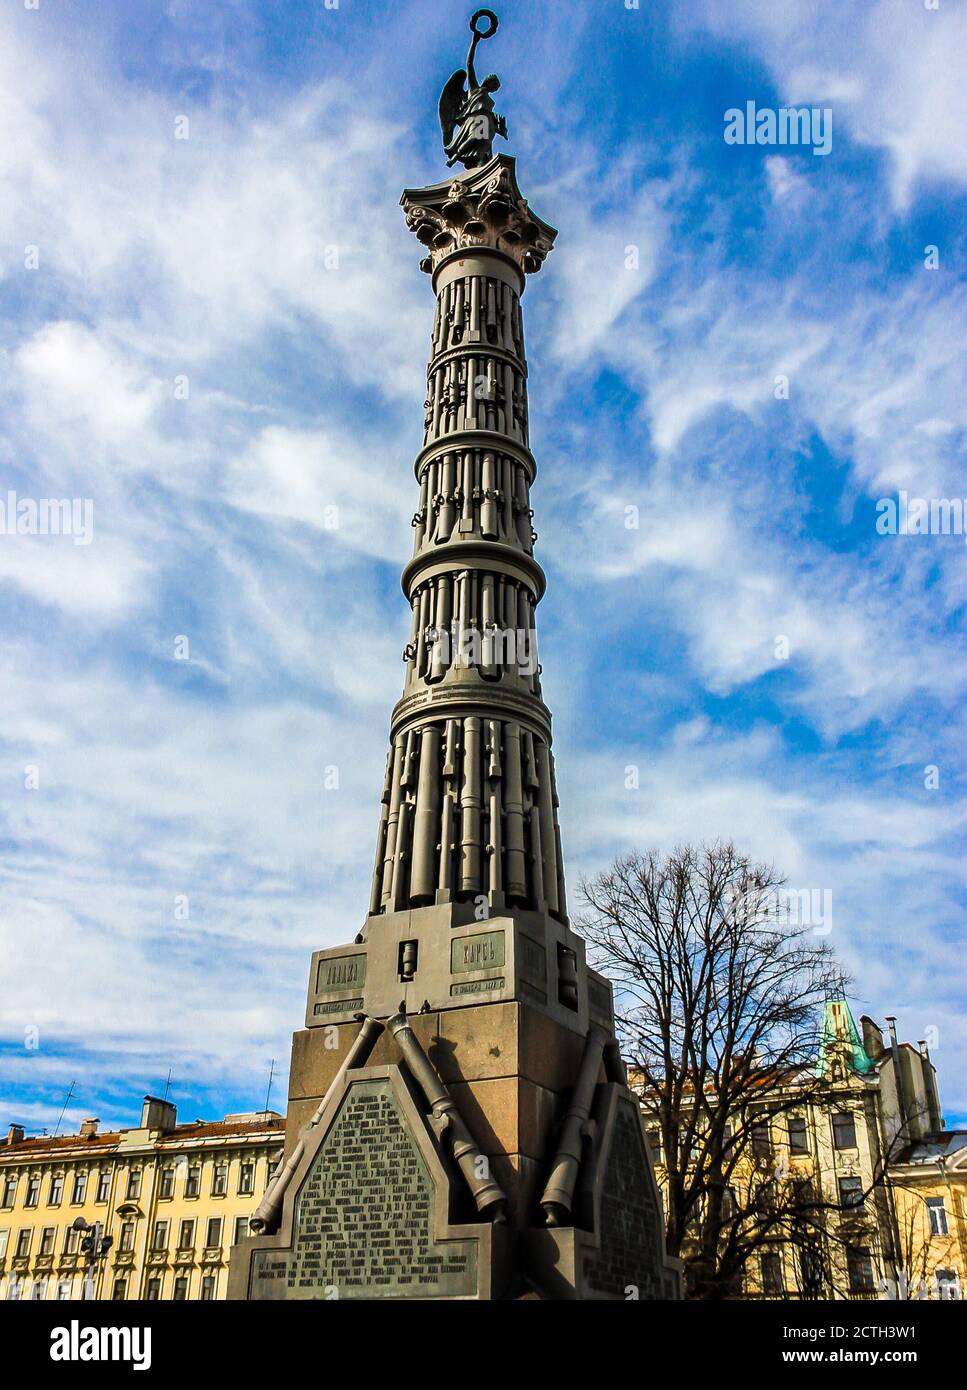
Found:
<box><xmin>760</xmin><ymin>1252</ymin><xmax>784</xmax><ymax>1296</ymax></box>
<box><xmin>2</xmin><ymin>1177</ymin><xmax>16</xmax><ymax>1208</ymax></box>
<box><xmin>0</xmin><ymin>1230</ymin><xmax>8</xmax><ymax>1259</ymax></box>
<box><xmin>63</xmin><ymin>1226</ymin><xmax>80</xmax><ymax>1254</ymax></box>
<box><xmin>238</xmin><ymin>1161</ymin><xmax>255</xmax><ymax>1196</ymax></box>
<box><xmin>646</xmin><ymin>1130</ymin><xmax>662</xmax><ymax>1164</ymax></box>
<box><xmin>95</xmin><ymin>1171</ymin><xmax>110</xmax><ymax>1204</ymax></box>
<box><xmin>846</xmin><ymin>1246</ymin><xmax>875</xmax><ymax>1294</ymax></box>
<box><xmin>793</xmin><ymin>1175</ymin><xmax>815</xmax><ymax>1206</ymax></box>
<box><xmin>16</xmin><ymin>1229</ymin><xmax>32</xmax><ymax>1257</ymax></box>
<box><xmin>71</xmin><ymin>1171</ymin><xmax>88</xmax><ymax>1205</ymax></box>
<box><xmin>185</xmin><ymin>1165</ymin><xmax>201</xmax><ymax>1199</ymax></box>
<box><xmin>158</xmin><ymin>1167</ymin><xmax>175</xmax><ymax>1200</ymax></box>
<box><xmin>754</xmin><ymin>1179</ymin><xmax>776</xmax><ymax>1214</ymax></box>
<box><xmin>722</xmin><ymin>1186</ymin><xmax>737</xmax><ymax>1219</ymax></box>
<box><xmin>927</xmin><ymin>1197</ymin><xmax>949</xmax><ymax>1237</ymax></box>
<box><xmin>178</xmin><ymin>1219</ymin><xmax>195</xmax><ymax>1249</ymax></box>
<box><xmin>838</xmin><ymin>1176</ymin><xmax>864</xmax><ymax>1211</ymax></box>
<box><xmin>832</xmin><ymin>1112</ymin><xmax>857</xmax><ymax>1150</ymax></box>
<box><xmin>55</xmin><ymin>1278</ymin><xmax>71</xmax><ymax>1300</ymax></box>
<box><xmin>173</xmin><ymin>1275</ymin><xmax>189</xmax><ymax>1301</ymax></box>
<box><xmin>32</xmin><ymin>1278</ymin><xmax>48</xmax><ymax>1301</ymax></box>
<box><xmin>112</xmin><ymin>1279</ymin><xmax>127</xmax><ymax>1301</ymax></box>
<box><xmin>25</xmin><ymin>1177</ymin><xmax>40</xmax><ymax>1208</ymax></box>
<box><xmin>233</xmin><ymin>1216</ymin><xmax>249</xmax><ymax>1245</ymax></box>
<box><xmin>798</xmin><ymin>1246</ymin><xmax>824</xmax><ymax>1296</ymax></box>
<box><xmin>39</xmin><ymin>1227</ymin><xmax>56</xmax><ymax>1256</ymax></box>
<box><xmin>126</xmin><ymin>1169</ymin><xmax>142</xmax><ymax>1200</ymax></box>
<box><xmin>212</xmin><ymin>1162</ymin><xmax>228</xmax><ymax>1197</ymax></box>
<box><xmin>788</xmin><ymin>1116</ymin><xmax>808</xmax><ymax>1156</ymax></box>
<box><xmin>936</xmin><ymin>1268</ymin><xmax>959</xmax><ymax>1300</ymax></box>
<box><xmin>205</xmin><ymin>1217</ymin><xmax>222</xmax><ymax>1249</ymax></box>
<box><xmin>200</xmin><ymin>1274</ymin><xmax>216</xmax><ymax>1300</ymax></box>
<box><xmin>751</xmin><ymin>1118</ymin><xmax>772</xmax><ymax>1159</ymax></box>
<box><xmin>118</xmin><ymin>1221</ymin><xmax>135</xmax><ymax>1253</ymax></box>
<box><xmin>151</xmin><ymin>1220</ymin><xmax>168</xmax><ymax>1252</ymax></box>
<box><xmin>145</xmin><ymin>1277</ymin><xmax>162</xmax><ymax>1301</ymax></box>
<box><xmin>48</xmin><ymin>1174</ymin><xmax>64</xmax><ymax>1206</ymax></box>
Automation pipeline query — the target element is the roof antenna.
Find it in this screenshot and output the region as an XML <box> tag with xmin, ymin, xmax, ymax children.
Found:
<box><xmin>263</xmin><ymin>1059</ymin><xmax>276</xmax><ymax>1119</ymax></box>
<box><xmin>162</xmin><ymin>1068</ymin><xmax>172</xmax><ymax>1103</ymax></box>
<box><xmin>52</xmin><ymin>1080</ymin><xmax>76</xmax><ymax>1139</ymax></box>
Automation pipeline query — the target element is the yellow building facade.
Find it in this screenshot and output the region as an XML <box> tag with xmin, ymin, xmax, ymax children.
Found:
<box><xmin>886</xmin><ymin>1132</ymin><xmax>967</xmax><ymax>1300</ymax></box>
<box><xmin>638</xmin><ymin>1006</ymin><xmax>966</xmax><ymax>1300</ymax></box>
<box><xmin>0</xmin><ymin>1096</ymin><xmax>283</xmax><ymax>1301</ymax></box>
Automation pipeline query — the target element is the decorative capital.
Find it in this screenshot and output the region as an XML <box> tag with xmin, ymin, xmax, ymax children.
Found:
<box><xmin>401</xmin><ymin>155</ymin><xmax>557</xmax><ymax>278</ymax></box>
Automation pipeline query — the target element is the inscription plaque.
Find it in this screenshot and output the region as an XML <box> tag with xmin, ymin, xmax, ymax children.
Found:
<box><xmin>451</xmin><ymin>977</ymin><xmax>505</xmax><ymax>996</ymax></box>
<box><xmin>450</xmin><ymin>931</ymin><xmax>505</xmax><ymax>974</ymax></box>
<box><xmin>249</xmin><ymin>1077</ymin><xmax>477</xmax><ymax>1300</ymax></box>
<box><xmin>315</xmin><ymin>954</ymin><xmax>367</xmax><ymax>994</ymax></box>
<box><xmin>520</xmin><ymin>934</ymin><xmax>546</xmax><ymax>984</ymax></box>
<box><xmin>587</xmin><ymin>977</ymin><xmax>613</xmax><ymax>1027</ymax></box>
<box><xmin>583</xmin><ymin>1097</ymin><xmax>663</xmax><ymax>1299</ymax></box>
<box><xmin>313</xmin><ymin>998</ymin><xmax>364</xmax><ymax>1017</ymax></box>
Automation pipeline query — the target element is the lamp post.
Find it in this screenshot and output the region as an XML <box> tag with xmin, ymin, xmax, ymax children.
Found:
<box><xmin>71</xmin><ymin>1216</ymin><xmax>114</xmax><ymax>1300</ymax></box>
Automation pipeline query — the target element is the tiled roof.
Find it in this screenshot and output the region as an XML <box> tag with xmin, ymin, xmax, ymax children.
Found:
<box><xmin>157</xmin><ymin>1118</ymin><xmax>285</xmax><ymax>1144</ymax></box>
<box><xmin>1</xmin><ymin>1131</ymin><xmax>120</xmax><ymax>1155</ymax></box>
<box><xmin>1</xmin><ymin>1116</ymin><xmax>285</xmax><ymax>1158</ymax></box>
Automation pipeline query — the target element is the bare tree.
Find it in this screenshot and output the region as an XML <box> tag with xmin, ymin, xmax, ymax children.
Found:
<box><xmin>576</xmin><ymin>842</ymin><xmax>848</xmax><ymax>1299</ymax></box>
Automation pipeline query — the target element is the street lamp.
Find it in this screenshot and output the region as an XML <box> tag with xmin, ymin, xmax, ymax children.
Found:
<box><xmin>71</xmin><ymin>1216</ymin><xmax>114</xmax><ymax>1300</ymax></box>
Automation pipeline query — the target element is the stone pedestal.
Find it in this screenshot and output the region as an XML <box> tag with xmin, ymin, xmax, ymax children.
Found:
<box><xmin>228</xmin><ymin>922</ymin><xmax>681</xmax><ymax>1300</ymax></box>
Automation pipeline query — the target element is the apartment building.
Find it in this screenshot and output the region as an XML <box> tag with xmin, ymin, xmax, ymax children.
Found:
<box><xmin>0</xmin><ymin>1095</ymin><xmax>284</xmax><ymax>1301</ymax></box>
<box><xmin>636</xmin><ymin>1004</ymin><xmax>966</xmax><ymax>1299</ymax></box>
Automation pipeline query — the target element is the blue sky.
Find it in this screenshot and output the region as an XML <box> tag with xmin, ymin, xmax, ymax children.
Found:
<box><xmin>1</xmin><ymin>0</ymin><xmax>965</xmax><ymax>1133</ymax></box>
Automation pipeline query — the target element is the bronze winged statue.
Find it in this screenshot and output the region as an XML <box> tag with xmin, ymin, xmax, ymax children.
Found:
<box><xmin>439</xmin><ymin>9</ymin><xmax>508</xmax><ymax>170</ymax></box>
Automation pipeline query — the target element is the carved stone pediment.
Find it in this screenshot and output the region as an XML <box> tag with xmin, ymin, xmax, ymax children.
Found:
<box><xmin>401</xmin><ymin>154</ymin><xmax>557</xmax><ymax>277</ymax></box>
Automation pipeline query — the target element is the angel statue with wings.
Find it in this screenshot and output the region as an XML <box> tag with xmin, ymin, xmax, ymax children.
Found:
<box><xmin>439</xmin><ymin>10</ymin><xmax>508</xmax><ymax>170</ymax></box>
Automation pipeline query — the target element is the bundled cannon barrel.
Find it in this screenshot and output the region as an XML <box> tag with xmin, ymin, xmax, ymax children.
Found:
<box><xmin>540</xmin><ymin>1023</ymin><xmax>609</xmax><ymax>1227</ymax></box>
<box><xmin>389</xmin><ymin>1012</ymin><xmax>507</xmax><ymax>1222</ymax></box>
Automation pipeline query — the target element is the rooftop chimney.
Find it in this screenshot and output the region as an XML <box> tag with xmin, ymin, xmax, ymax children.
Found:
<box><xmin>885</xmin><ymin>1017</ymin><xmax>909</xmax><ymax>1132</ymax></box>
<box><xmin>6</xmin><ymin>1123</ymin><xmax>25</xmax><ymax>1145</ymax></box>
<box><xmin>917</xmin><ymin>1042</ymin><xmax>943</xmax><ymax>1135</ymax></box>
<box><xmin>140</xmin><ymin>1096</ymin><xmax>177</xmax><ymax>1133</ymax></box>
<box><xmin>860</xmin><ymin>1015</ymin><xmax>885</xmax><ymax>1061</ymax></box>
<box><xmin>80</xmin><ymin>1118</ymin><xmax>99</xmax><ymax>1139</ymax></box>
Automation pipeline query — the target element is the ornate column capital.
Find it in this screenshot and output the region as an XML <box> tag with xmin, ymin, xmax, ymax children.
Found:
<box><xmin>401</xmin><ymin>155</ymin><xmax>557</xmax><ymax>279</ymax></box>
